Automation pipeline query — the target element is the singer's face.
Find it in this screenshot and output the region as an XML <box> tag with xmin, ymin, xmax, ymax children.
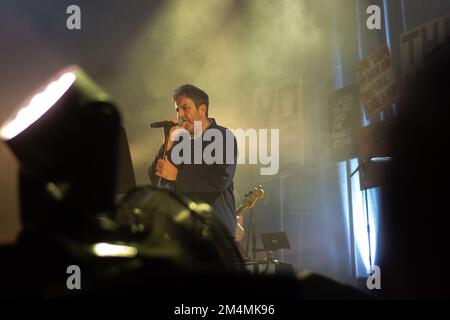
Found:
<box><xmin>174</xmin><ymin>95</ymin><xmax>205</xmax><ymax>134</ymax></box>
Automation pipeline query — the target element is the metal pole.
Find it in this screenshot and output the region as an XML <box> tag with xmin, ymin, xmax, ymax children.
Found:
<box><xmin>152</xmin><ymin>127</ymin><xmax>171</xmax><ymax>217</ymax></box>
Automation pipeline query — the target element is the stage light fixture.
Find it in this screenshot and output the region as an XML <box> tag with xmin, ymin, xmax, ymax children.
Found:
<box><xmin>1</xmin><ymin>66</ymin><xmax>121</xmax><ymax>237</ymax></box>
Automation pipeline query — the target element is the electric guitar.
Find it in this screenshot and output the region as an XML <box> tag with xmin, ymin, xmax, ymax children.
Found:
<box><xmin>235</xmin><ymin>185</ymin><xmax>264</xmax><ymax>241</ymax></box>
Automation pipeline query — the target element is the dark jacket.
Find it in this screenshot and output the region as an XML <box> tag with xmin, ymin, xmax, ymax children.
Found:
<box><xmin>149</xmin><ymin>119</ymin><xmax>237</xmax><ymax>237</ymax></box>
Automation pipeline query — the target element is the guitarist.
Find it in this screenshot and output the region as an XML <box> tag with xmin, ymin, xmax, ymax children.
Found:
<box><xmin>235</xmin><ymin>185</ymin><xmax>264</xmax><ymax>241</ymax></box>
<box><xmin>236</xmin><ymin>214</ymin><xmax>245</xmax><ymax>242</ymax></box>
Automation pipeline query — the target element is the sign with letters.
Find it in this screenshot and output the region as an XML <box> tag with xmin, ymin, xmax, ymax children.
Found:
<box><xmin>400</xmin><ymin>13</ymin><xmax>450</xmax><ymax>95</ymax></box>
<box><xmin>355</xmin><ymin>43</ymin><xmax>398</xmax><ymax>120</ymax></box>
<box><xmin>328</xmin><ymin>85</ymin><xmax>360</xmax><ymax>163</ymax></box>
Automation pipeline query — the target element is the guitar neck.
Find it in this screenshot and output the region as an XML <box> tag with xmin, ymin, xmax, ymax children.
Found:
<box><xmin>236</xmin><ymin>187</ymin><xmax>263</xmax><ymax>216</ymax></box>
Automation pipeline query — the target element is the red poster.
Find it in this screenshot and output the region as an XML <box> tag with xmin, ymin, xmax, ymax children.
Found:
<box><xmin>355</xmin><ymin>43</ymin><xmax>398</xmax><ymax>120</ymax></box>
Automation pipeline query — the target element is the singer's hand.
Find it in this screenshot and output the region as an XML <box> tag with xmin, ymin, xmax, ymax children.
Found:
<box><xmin>162</xmin><ymin>117</ymin><xmax>184</xmax><ymax>150</ymax></box>
<box><xmin>155</xmin><ymin>156</ymin><xmax>178</xmax><ymax>181</ymax></box>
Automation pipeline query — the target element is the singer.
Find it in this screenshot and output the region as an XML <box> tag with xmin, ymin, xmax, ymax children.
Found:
<box><xmin>148</xmin><ymin>84</ymin><xmax>238</xmax><ymax>238</ymax></box>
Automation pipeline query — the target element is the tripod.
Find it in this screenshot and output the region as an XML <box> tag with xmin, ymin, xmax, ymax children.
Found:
<box><xmin>350</xmin><ymin>158</ymin><xmax>373</xmax><ymax>274</ymax></box>
<box><xmin>245</xmin><ymin>208</ymin><xmax>265</xmax><ymax>261</ymax></box>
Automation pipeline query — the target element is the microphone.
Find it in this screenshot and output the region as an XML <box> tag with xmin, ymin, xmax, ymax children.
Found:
<box><xmin>150</xmin><ymin>120</ymin><xmax>177</xmax><ymax>128</ymax></box>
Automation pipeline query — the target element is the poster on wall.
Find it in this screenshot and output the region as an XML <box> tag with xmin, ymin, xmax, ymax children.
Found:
<box><xmin>356</xmin><ymin>119</ymin><xmax>396</xmax><ymax>190</ymax></box>
<box><xmin>400</xmin><ymin>12</ymin><xmax>450</xmax><ymax>97</ymax></box>
<box><xmin>355</xmin><ymin>43</ymin><xmax>398</xmax><ymax>120</ymax></box>
<box><xmin>328</xmin><ymin>85</ymin><xmax>361</xmax><ymax>163</ymax></box>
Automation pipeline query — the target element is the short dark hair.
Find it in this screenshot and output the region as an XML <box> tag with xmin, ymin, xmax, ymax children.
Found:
<box><xmin>172</xmin><ymin>84</ymin><xmax>209</xmax><ymax>117</ymax></box>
